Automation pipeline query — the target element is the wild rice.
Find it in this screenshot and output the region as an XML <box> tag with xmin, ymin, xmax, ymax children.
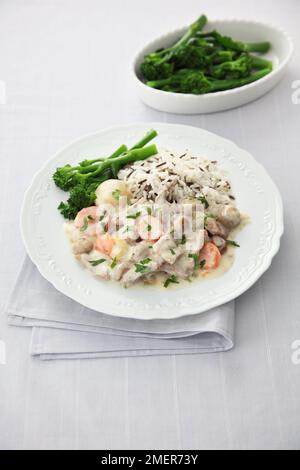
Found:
<box><xmin>118</xmin><ymin>149</ymin><xmax>236</xmax><ymax>209</ymax></box>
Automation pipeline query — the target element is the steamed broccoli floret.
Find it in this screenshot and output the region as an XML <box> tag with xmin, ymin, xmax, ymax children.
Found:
<box><xmin>171</xmin><ymin>38</ymin><xmax>214</xmax><ymax>70</ymax></box>
<box><xmin>53</xmin><ymin>164</ymin><xmax>76</xmax><ymax>191</ymax></box>
<box><xmin>58</xmin><ymin>181</ymin><xmax>98</xmax><ymax>220</ymax></box>
<box><xmin>53</xmin><ymin>164</ymin><xmax>89</xmax><ymax>191</ymax></box>
<box><xmin>140</xmin><ymin>60</ymin><xmax>174</xmax><ymax>81</ymax></box>
<box><xmin>211</xmin><ymin>53</ymin><xmax>273</xmax><ymax>79</ymax></box>
<box><xmin>211</xmin><ymin>54</ymin><xmax>253</xmax><ymax>79</ymax></box>
<box><xmin>210</xmin><ymin>49</ymin><xmax>236</xmax><ymax>64</ymax></box>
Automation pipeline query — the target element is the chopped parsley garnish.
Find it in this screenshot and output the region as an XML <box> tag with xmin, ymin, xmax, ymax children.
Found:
<box><xmin>146</xmin><ymin>207</ymin><xmax>152</xmax><ymax>215</ymax></box>
<box><xmin>198</xmin><ymin>195</ymin><xmax>209</xmax><ymax>209</ymax></box>
<box><xmin>110</xmin><ymin>257</ymin><xmax>118</xmax><ymax>269</ymax></box>
<box><xmin>187</xmin><ymin>255</ymin><xmax>205</xmax><ymax>270</ymax></box>
<box><xmin>199</xmin><ymin>259</ymin><xmax>206</xmax><ymax>269</ymax></box>
<box><xmin>170</xmin><ymin>248</ymin><xmax>176</xmax><ymax>255</ymax></box>
<box><xmin>87</xmin><ymin>215</ymin><xmax>94</xmax><ymax>221</ymax></box>
<box><xmin>127</xmin><ymin>211</ymin><xmax>141</xmax><ymax>220</ymax></box>
<box><xmin>179</xmin><ymin>234</ymin><xmax>186</xmax><ymax>245</ymax></box>
<box><xmin>89</xmin><ymin>259</ymin><xmax>106</xmax><ymax>266</ymax></box>
<box><xmin>134</xmin><ymin>265</ymin><xmax>148</xmax><ymax>274</ymax></box>
<box><xmin>204</xmin><ymin>213</ymin><xmax>216</xmax><ymax>228</ymax></box>
<box><xmin>101</xmin><ymin>222</ymin><xmax>108</xmax><ymax>233</ymax></box>
<box><xmin>204</xmin><ymin>213</ymin><xmax>216</xmax><ymax>221</ymax></box>
<box><xmin>80</xmin><ymin>217</ymin><xmax>89</xmax><ymax>232</ymax></box>
<box><xmin>147</xmin><ymin>224</ymin><xmax>152</xmax><ymax>232</ymax></box>
<box><xmin>112</xmin><ymin>189</ymin><xmax>121</xmax><ymax>201</ymax></box>
<box><xmin>226</xmin><ymin>240</ymin><xmax>240</xmax><ymax>247</ymax></box>
<box><xmin>134</xmin><ymin>258</ymin><xmax>151</xmax><ymax>274</ymax></box>
<box><xmin>99</xmin><ymin>210</ymin><xmax>107</xmax><ymax>222</ymax></box>
<box><xmin>164</xmin><ymin>275</ymin><xmax>180</xmax><ymax>288</ymax></box>
<box><xmin>188</xmin><ymin>253</ymin><xmax>201</xmax><ymax>269</ymax></box>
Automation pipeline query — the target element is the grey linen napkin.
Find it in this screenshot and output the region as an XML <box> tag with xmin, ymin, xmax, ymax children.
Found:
<box><xmin>6</xmin><ymin>258</ymin><xmax>235</xmax><ymax>359</ymax></box>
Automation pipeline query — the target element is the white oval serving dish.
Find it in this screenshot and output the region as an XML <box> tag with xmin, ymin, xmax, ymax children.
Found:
<box><xmin>132</xmin><ymin>19</ymin><xmax>294</xmax><ymax>114</ymax></box>
<box><xmin>21</xmin><ymin>123</ymin><xmax>283</xmax><ymax>320</ymax></box>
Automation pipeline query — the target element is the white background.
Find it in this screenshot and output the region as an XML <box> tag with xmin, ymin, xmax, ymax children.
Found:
<box><xmin>0</xmin><ymin>0</ymin><xmax>300</xmax><ymax>450</ymax></box>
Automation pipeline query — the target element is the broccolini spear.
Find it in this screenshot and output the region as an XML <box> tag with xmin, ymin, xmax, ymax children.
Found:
<box><xmin>147</xmin><ymin>68</ymin><xmax>271</xmax><ymax>94</ymax></box>
<box><xmin>56</xmin><ymin>145</ymin><xmax>158</xmax><ymax>219</ymax></box>
<box><xmin>211</xmin><ymin>49</ymin><xmax>236</xmax><ymax>64</ymax></box>
<box><xmin>249</xmin><ymin>54</ymin><xmax>273</xmax><ymax>70</ymax></box>
<box><xmin>168</xmin><ymin>14</ymin><xmax>208</xmax><ymax>50</ymax></box>
<box><xmin>170</xmin><ymin>37</ymin><xmax>214</xmax><ymax>70</ymax></box>
<box><xmin>53</xmin><ymin>129</ymin><xmax>159</xmax><ymax>192</ymax></box>
<box><xmin>79</xmin><ymin>144</ymin><xmax>128</xmax><ymax>167</ymax></box>
<box><xmin>79</xmin><ymin>129</ymin><xmax>158</xmax><ymax>167</ymax></box>
<box><xmin>53</xmin><ymin>144</ymin><xmax>127</xmax><ymax>190</ymax></box>
<box><xmin>141</xmin><ymin>15</ymin><xmax>208</xmax><ymax>80</ymax></box>
<box><xmin>54</xmin><ymin>130</ymin><xmax>159</xmax><ymax>219</ymax></box>
<box><xmin>146</xmin><ymin>15</ymin><xmax>208</xmax><ymax>61</ymax></box>
<box><xmin>130</xmin><ymin>129</ymin><xmax>158</xmax><ymax>150</ymax></box>
<box><xmin>93</xmin><ymin>145</ymin><xmax>158</xmax><ymax>178</ymax></box>
<box><xmin>211</xmin><ymin>53</ymin><xmax>272</xmax><ymax>79</ymax></box>
<box><xmin>54</xmin><ymin>145</ymin><xmax>157</xmax><ymax>191</ymax></box>
<box><xmin>197</xmin><ymin>30</ymin><xmax>271</xmax><ymax>54</ymax></box>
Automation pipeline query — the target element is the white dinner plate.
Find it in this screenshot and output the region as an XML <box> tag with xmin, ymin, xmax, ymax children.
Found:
<box><xmin>21</xmin><ymin>123</ymin><xmax>283</xmax><ymax>320</ymax></box>
<box><xmin>132</xmin><ymin>19</ymin><xmax>293</xmax><ymax>114</ymax></box>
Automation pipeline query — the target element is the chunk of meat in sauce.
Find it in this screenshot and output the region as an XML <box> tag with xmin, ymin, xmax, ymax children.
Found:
<box><xmin>211</xmin><ymin>235</ymin><xmax>227</xmax><ymax>253</ymax></box>
<box><xmin>161</xmin><ymin>255</ymin><xmax>194</xmax><ymax>279</ymax></box>
<box><xmin>218</xmin><ymin>205</ymin><xmax>241</xmax><ymax>229</ymax></box>
<box><xmin>205</xmin><ymin>217</ymin><xmax>229</xmax><ymax>239</ymax></box>
<box><xmin>72</xmin><ymin>237</ymin><xmax>94</xmax><ymax>255</ymax></box>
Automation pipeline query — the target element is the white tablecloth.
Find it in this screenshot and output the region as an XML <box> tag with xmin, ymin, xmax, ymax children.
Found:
<box><xmin>0</xmin><ymin>0</ymin><xmax>300</xmax><ymax>450</ymax></box>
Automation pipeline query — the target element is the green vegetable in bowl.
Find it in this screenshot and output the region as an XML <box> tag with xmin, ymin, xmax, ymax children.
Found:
<box><xmin>140</xmin><ymin>14</ymin><xmax>273</xmax><ymax>94</ymax></box>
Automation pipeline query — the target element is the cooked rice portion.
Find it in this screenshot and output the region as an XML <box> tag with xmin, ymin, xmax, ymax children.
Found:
<box><xmin>118</xmin><ymin>149</ymin><xmax>235</xmax><ymax>207</ymax></box>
